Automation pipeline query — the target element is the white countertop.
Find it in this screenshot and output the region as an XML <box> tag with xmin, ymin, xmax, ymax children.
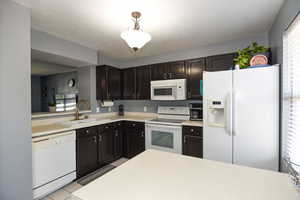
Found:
<box><xmin>73</xmin><ymin>150</ymin><xmax>300</xmax><ymax>200</ymax></box>
<box><xmin>32</xmin><ymin>113</ymin><xmax>203</xmax><ymax>138</ymax></box>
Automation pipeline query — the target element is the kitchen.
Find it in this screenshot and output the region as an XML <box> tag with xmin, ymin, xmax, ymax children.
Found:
<box><xmin>1</xmin><ymin>0</ymin><xmax>300</xmax><ymax>200</ymax></box>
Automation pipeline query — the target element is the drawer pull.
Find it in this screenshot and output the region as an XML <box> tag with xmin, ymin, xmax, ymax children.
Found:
<box><xmin>85</xmin><ymin>130</ymin><xmax>89</xmax><ymax>133</ymax></box>
<box><xmin>190</xmin><ymin>129</ymin><xmax>194</xmax><ymax>132</ymax></box>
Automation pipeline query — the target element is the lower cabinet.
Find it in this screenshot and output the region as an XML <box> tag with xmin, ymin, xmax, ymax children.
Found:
<box><xmin>123</xmin><ymin>121</ymin><xmax>145</xmax><ymax>158</ymax></box>
<box><xmin>76</xmin><ymin>121</ymin><xmax>144</xmax><ymax>179</ymax></box>
<box><xmin>113</xmin><ymin>121</ymin><xmax>123</xmax><ymax>160</ymax></box>
<box><xmin>98</xmin><ymin>124</ymin><xmax>114</xmax><ymax>167</ymax></box>
<box><xmin>182</xmin><ymin>126</ymin><xmax>203</xmax><ymax>158</ymax></box>
<box><xmin>76</xmin><ymin>126</ymin><xmax>98</xmax><ymax>179</ymax></box>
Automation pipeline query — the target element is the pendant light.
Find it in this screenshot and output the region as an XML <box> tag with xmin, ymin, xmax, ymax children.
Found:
<box><xmin>121</xmin><ymin>11</ymin><xmax>151</xmax><ymax>52</ymax></box>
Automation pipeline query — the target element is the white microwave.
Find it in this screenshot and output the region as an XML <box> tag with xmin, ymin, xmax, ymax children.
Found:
<box><xmin>151</xmin><ymin>79</ymin><xmax>186</xmax><ymax>100</ymax></box>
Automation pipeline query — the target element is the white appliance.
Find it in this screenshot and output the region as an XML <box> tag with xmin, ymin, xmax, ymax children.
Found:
<box><xmin>203</xmin><ymin>66</ymin><xmax>279</xmax><ymax>171</ymax></box>
<box><xmin>145</xmin><ymin>106</ymin><xmax>190</xmax><ymax>153</ymax></box>
<box><xmin>151</xmin><ymin>79</ymin><xmax>186</xmax><ymax>100</ymax></box>
<box><xmin>32</xmin><ymin>131</ymin><xmax>76</xmax><ymax>199</ymax></box>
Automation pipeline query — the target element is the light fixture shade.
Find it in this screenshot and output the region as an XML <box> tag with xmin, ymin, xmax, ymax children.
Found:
<box><xmin>121</xmin><ymin>29</ymin><xmax>151</xmax><ymax>50</ymax></box>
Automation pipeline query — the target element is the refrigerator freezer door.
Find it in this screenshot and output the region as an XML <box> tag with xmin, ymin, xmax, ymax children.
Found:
<box><xmin>233</xmin><ymin>66</ymin><xmax>279</xmax><ymax>171</ymax></box>
<box><xmin>203</xmin><ymin>70</ymin><xmax>233</xmax><ymax>163</ymax></box>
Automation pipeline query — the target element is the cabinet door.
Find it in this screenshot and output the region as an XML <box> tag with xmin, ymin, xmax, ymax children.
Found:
<box><xmin>108</xmin><ymin>67</ymin><xmax>121</xmax><ymax>100</ymax></box>
<box><xmin>137</xmin><ymin>126</ymin><xmax>145</xmax><ymax>154</ymax></box>
<box><xmin>136</xmin><ymin>66</ymin><xmax>151</xmax><ymax>99</ymax></box>
<box><xmin>186</xmin><ymin>58</ymin><xmax>205</xmax><ymax>99</ymax></box>
<box><xmin>167</xmin><ymin>61</ymin><xmax>186</xmax><ymax>79</ymax></box>
<box><xmin>183</xmin><ymin>135</ymin><xmax>203</xmax><ymax>158</ymax></box>
<box><xmin>206</xmin><ymin>53</ymin><xmax>236</xmax><ymax>72</ymax></box>
<box><xmin>98</xmin><ymin>124</ymin><xmax>114</xmax><ymax>166</ymax></box>
<box><xmin>113</xmin><ymin>122</ymin><xmax>123</xmax><ymax>160</ymax></box>
<box><xmin>96</xmin><ymin>66</ymin><xmax>108</xmax><ymax>100</ymax></box>
<box><xmin>123</xmin><ymin>121</ymin><xmax>145</xmax><ymax>158</ymax></box>
<box><xmin>122</xmin><ymin>68</ymin><xmax>136</xmax><ymax>99</ymax></box>
<box><xmin>76</xmin><ymin>135</ymin><xmax>98</xmax><ymax>179</ymax></box>
<box><xmin>151</xmin><ymin>63</ymin><xmax>168</xmax><ymax>80</ymax></box>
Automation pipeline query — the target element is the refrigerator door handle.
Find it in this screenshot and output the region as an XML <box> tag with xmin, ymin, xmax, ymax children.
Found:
<box><xmin>225</xmin><ymin>92</ymin><xmax>232</xmax><ymax>136</ymax></box>
<box><xmin>232</xmin><ymin>90</ymin><xmax>237</xmax><ymax>136</ymax></box>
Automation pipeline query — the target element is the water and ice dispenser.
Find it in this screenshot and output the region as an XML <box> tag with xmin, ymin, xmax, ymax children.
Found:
<box><xmin>207</xmin><ymin>100</ymin><xmax>226</xmax><ymax>127</ymax></box>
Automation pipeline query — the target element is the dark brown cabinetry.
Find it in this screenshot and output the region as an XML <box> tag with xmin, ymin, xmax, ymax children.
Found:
<box><xmin>123</xmin><ymin>121</ymin><xmax>145</xmax><ymax>158</ymax></box>
<box><xmin>98</xmin><ymin>124</ymin><xmax>114</xmax><ymax>166</ymax></box>
<box><xmin>206</xmin><ymin>53</ymin><xmax>236</xmax><ymax>72</ymax></box>
<box><xmin>96</xmin><ymin>65</ymin><xmax>121</xmax><ymax>100</ymax></box>
<box><xmin>167</xmin><ymin>61</ymin><xmax>186</xmax><ymax>79</ymax></box>
<box><xmin>151</xmin><ymin>63</ymin><xmax>167</xmax><ymax>80</ymax></box>
<box><xmin>182</xmin><ymin>126</ymin><xmax>203</xmax><ymax>158</ymax></box>
<box><xmin>122</xmin><ymin>68</ymin><xmax>136</xmax><ymax>99</ymax></box>
<box><xmin>76</xmin><ymin>126</ymin><xmax>98</xmax><ymax>179</ymax></box>
<box><xmin>151</xmin><ymin>61</ymin><xmax>186</xmax><ymax>80</ymax></box>
<box><xmin>136</xmin><ymin>66</ymin><xmax>151</xmax><ymax>99</ymax></box>
<box><xmin>186</xmin><ymin>58</ymin><xmax>205</xmax><ymax>99</ymax></box>
<box><xmin>113</xmin><ymin>122</ymin><xmax>123</xmax><ymax>159</ymax></box>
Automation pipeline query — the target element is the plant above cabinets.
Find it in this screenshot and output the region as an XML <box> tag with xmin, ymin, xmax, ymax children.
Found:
<box><xmin>234</xmin><ymin>42</ymin><xmax>269</xmax><ymax>69</ymax></box>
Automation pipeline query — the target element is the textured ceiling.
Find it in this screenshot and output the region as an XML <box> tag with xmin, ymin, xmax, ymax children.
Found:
<box><xmin>26</xmin><ymin>0</ymin><xmax>284</xmax><ymax>61</ymax></box>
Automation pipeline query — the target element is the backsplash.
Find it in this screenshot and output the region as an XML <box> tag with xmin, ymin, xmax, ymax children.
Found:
<box><xmin>97</xmin><ymin>100</ymin><xmax>202</xmax><ymax>113</ymax></box>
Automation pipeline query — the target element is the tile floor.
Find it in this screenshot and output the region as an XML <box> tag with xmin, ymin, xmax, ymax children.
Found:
<box><xmin>40</xmin><ymin>158</ymin><xmax>128</xmax><ymax>200</ymax></box>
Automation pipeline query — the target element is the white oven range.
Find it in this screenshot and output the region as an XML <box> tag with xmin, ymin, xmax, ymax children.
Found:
<box><xmin>145</xmin><ymin>106</ymin><xmax>190</xmax><ymax>154</ymax></box>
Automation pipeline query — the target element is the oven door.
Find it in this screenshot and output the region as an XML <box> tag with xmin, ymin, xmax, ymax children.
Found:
<box><xmin>145</xmin><ymin>124</ymin><xmax>182</xmax><ymax>153</ymax></box>
<box><xmin>151</xmin><ymin>86</ymin><xmax>177</xmax><ymax>100</ymax></box>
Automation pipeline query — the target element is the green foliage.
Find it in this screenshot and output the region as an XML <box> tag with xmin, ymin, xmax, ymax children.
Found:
<box><xmin>48</xmin><ymin>102</ymin><xmax>56</xmax><ymax>107</ymax></box>
<box><xmin>234</xmin><ymin>42</ymin><xmax>268</xmax><ymax>69</ymax></box>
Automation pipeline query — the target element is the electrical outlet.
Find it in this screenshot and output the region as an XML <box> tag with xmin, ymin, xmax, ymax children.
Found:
<box><xmin>108</xmin><ymin>107</ymin><xmax>112</xmax><ymax>112</ymax></box>
<box><xmin>144</xmin><ymin>106</ymin><xmax>147</xmax><ymax>112</ymax></box>
<box><xmin>96</xmin><ymin>107</ymin><xmax>100</xmax><ymax>113</ymax></box>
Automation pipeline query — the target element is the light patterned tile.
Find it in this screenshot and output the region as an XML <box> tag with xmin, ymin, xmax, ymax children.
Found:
<box><xmin>65</xmin><ymin>195</ymin><xmax>82</xmax><ymax>200</ymax></box>
<box><xmin>41</xmin><ymin>196</ymin><xmax>53</xmax><ymax>200</ymax></box>
<box><xmin>63</xmin><ymin>182</ymin><xmax>82</xmax><ymax>193</ymax></box>
<box><xmin>49</xmin><ymin>189</ymin><xmax>70</xmax><ymax>200</ymax></box>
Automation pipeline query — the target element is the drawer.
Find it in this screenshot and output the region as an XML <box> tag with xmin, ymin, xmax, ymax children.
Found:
<box><xmin>98</xmin><ymin>123</ymin><xmax>113</xmax><ymax>132</ymax></box>
<box><xmin>76</xmin><ymin>126</ymin><xmax>98</xmax><ymax>138</ymax></box>
<box><xmin>183</xmin><ymin>126</ymin><xmax>203</xmax><ymax>137</ymax></box>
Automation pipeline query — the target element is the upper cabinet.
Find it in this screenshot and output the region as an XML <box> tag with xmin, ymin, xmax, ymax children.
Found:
<box><xmin>205</xmin><ymin>53</ymin><xmax>236</xmax><ymax>72</ymax></box>
<box><xmin>96</xmin><ymin>65</ymin><xmax>121</xmax><ymax>100</ymax></box>
<box><xmin>167</xmin><ymin>61</ymin><xmax>186</xmax><ymax>79</ymax></box>
<box><xmin>151</xmin><ymin>63</ymin><xmax>168</xmax><ymax>80</ymax></box>
<box><xmin>136</xmin><ymin>66</ymin><xmax>151</xmax><ymax>100</ymax></box>
<box><xmin>185</xmin><ymin>58</ymin><xmax>205</xmax><ymax>100</ymax></box>
<box><xmin>122</xmin><ymin>67</ymin><xmax>136</xmax><ymax>100</ymax></box>
<box><xmin>151</xmin><ymin>61</ymin><xmax>186</xmax><ymax>80</ymax></box>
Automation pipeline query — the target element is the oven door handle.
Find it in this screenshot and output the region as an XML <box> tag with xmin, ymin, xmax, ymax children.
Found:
<box><xmin>145</xmin><ymin>124</ymin><xmax>182</xmax><ymax>130</ymax></box>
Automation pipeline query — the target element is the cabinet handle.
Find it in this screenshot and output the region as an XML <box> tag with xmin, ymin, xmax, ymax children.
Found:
<box><xmin>93</xmin><ymin>136</ymin><xmax>97</xmax><ymax>143</ymax></box>
<box><xmin>169</xmin><ymin>73</ymin><xmax>172</xmax><ymax>79</ymax></box>
<box><xmin>115</xmin><ymin>130</ymin><xmax>118</xmax><ymax>137</ymax></box>
<box><xmin>141</xmin><ymin>131</ymin><xmax>144</xmax><ymax>137</ymax></box>
<box><xmin>190</xmin><ymin>129</ymin><xmax>194</xmax><ymax>132</ymax></box>
<box><xmin>99</xmin><ymin>135</ymin><xmax>102</xmax><ymax>142</ymax></box>
<box><xmin>163</xmin><ymin>73</ymin><xmax>167</xmax><ymax>79</ymax></box>
<box><xmin>184</xmin><ymin>136</ymin><xmax>186</xmax><ymax>143</ymax></box>
<box><xmin>188</xmin><ymin>91</ymin><xmax>191</xmax><ymax>98</ymax></box>
<box><xmin>132</xmin><ymin>123</ymin><xmax>136</xmax><ymax>127</ymax></box>
<box><xmin>105</xmin><ymin>126</ymin><xmax>109</xmax><ymax>129</ymax></box>
<box><xmin>85</xmin><ymin>130</ymin><xmax>89</xmax><ymax>134</ymax></box>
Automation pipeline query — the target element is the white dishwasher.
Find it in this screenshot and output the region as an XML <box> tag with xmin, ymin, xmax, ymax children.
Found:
<box><xmin>32</xmin><ymin>131</ymin><xmax>76</xmax><ymax>199</ymax></box>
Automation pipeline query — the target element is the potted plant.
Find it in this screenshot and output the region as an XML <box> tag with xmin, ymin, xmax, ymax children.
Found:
<box><xmin>48</xmin><ymin>102</ymin><xmax>56</xmax><ymax>113</ymax></box>
<box><xmin>234</xmin><ymin>42</ymin><xmax>269</xmax><ymax>69</ymax></box>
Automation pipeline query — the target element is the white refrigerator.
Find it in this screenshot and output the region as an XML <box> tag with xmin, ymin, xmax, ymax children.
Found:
<box><xmin>203</xmin><ymin>65</ymin><xmax>279</xmax><ymax>171</ymax></box>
